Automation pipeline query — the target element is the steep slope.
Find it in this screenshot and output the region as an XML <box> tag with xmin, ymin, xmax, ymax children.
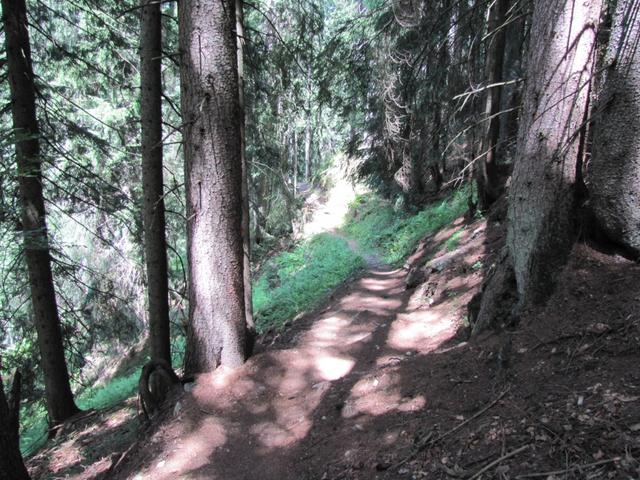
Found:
<box><xmin>114</xmin><ymin>217</ymin><xmax>640</xmax><ymax>480</ymax></box>
<box><xmin>27</xmin><ymin>195</ymin><xmax>640</xmax><ymax>480</ymax></box>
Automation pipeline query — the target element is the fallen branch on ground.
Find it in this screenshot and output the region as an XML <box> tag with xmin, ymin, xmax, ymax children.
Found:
<box><xmin>515</xmin><ymin>457</ymin><xmax>621</xmax><ymax>478</ymax></box>
<box><xmin>468</xmin><ymin>444</ymin><xmax>530</xmax><ymax>479</ymax></box>
<box><xmin>391</xmin><ymin>389</ymin><xmax>510</xmax><ymax>471</ymax></box>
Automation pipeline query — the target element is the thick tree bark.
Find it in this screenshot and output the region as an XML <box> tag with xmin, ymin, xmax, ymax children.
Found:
<box><xmin>588</xmin><ymin>0</ymin><xmax>640</xmax><ymax>258</ymax></box>
<box><xmin>0</xmin><ymin>370</ymin><xmax>30</xmax><ymax>480</ymax></box>
<box><xmin>236</xmin><ymin>0</ymin><xmax>256</xmax><ymax>350</ymax></box>
<box><xmin>508</xmin><ymin>0</ymin><xmax>601</xmax><ymax>305</ymax></box>
<box><xmin>140</xmin><ymin>0</ymin><xmax>171</xmax><ymax>364</ymax></box>
<box><xmin>3</xmin><ymin>0</ymin><xmax>79</xmax><ymax>426</ymax></box>
<box><xmin>476</xmin><ymin>0</ymin><xmax>509</xmax><ymax>211</ymax></box>
<box><xmin>180</xmin><ymin>0</ymin><xmax>249</xmax><ymax>374</ymax></box>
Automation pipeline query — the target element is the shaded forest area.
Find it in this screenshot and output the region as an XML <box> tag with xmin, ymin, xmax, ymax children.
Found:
<box><xmin>1</xmin><ymin>0</ymin><xmax>639</xmax><ymax>478</ymax></box>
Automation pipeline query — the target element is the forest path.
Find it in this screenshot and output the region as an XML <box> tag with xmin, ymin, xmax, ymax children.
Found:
<box><xmin>299</xmin><ymin>163</ymin><xmax>366</xmax><ymax>239</ymax></box>
<box><xmin>126</xmin><ymin>261</ymin><xmax>460</xmax><ymax>479</ymax></box>
<box><xmin>298</xmin><ymin>162</ymin><xmax>386</xmax><ymax>269</ymax></box>
<box><xmin>120</xmin><ymin>213</ymin><xmax>476</xmax><ymax>480</ymax></box>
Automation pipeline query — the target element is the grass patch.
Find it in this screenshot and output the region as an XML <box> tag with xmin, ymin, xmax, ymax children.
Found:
<box><xmin>444</xmin><ymin>230</ymin><xmax>465</xmax><ymax>252</ymax></box>
<box><xmin>253</xmin><ymin>233</ymin><xmax>364</xmax><ymax>332</ymax></box>
<box><xmin>20</xmin><ymin>334</ymin><xmax>187</xmax><ymax>457</ymax></box>
<box><xmin>20</xmin><ymin>366</ymin><xmax>142</xmax><ymax>456</ymax></box>
<box><xmin>20</xmin><ymin>403</ymin><xmax>48</xmax><ymax>457</ymax></box>
<box><xmin>76</xmin><ymin>369</ymin><xmax>139</xmax><ymax>411</ymax></box>
<box><xmin>343</xmin><ymin>188</ymin><xmax>468</xmax><ymax>265</ymax></box>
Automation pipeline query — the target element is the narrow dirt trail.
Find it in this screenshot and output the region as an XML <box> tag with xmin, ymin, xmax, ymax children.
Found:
<box><xmin>115</xmin><ymin>175</ymin><xmax>482</xmax><ymax>480</ymax></box>
<box><xmin>116</xmin><ymin>221</ymin><xmax>640</xmax><ymax>480</ymax></box>
<box><xmin>123</xmin><ymin>249</ymin><xmax>461</xmax><ymax>479</ymax></box>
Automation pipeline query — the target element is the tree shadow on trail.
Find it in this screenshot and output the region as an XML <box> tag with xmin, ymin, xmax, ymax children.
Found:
<box><xmin>113</xmin><ymin>217</ymin><xmax>500</xmax><ymax>480</ymax></box>
<box><xmin>115</xmin><ymin>213</ymin><xmax>640</xmax><ymax>480</ymax></box>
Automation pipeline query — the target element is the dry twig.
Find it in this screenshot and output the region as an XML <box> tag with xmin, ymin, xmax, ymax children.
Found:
<box><xmin>391</xmin><ymin>389</ymin><xmax>510</xmax><ymax>471</ymax></box>
<box><xmin>468</xmin><ymin>444</ymin><xmax>530</xmax><ymax>479</ymax></box>
<box><xmin>515</xmin><ymin>457</ymin><xmax>621</xmax><ymax>478</ymax></box>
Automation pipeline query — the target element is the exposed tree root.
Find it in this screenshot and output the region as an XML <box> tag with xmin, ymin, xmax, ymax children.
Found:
<box><xmin>471</xmin><ymin>248</ymin><xmax>518</xmax><ymax>336</ymax></box>
<box><xmin>138</xmin><ymin>360</ymin><xmax>181</xmax><ymax>421</ymax></box>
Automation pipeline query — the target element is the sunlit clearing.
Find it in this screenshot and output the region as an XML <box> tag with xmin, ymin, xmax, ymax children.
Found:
<box><xmin>314</xmin><ymin>355</ymin><xmax>355</xmax><ymax>380</ymax></box>
<box><xmin>302</xmin><ymin>162</ymin><xmax>364</xmax><ymax>237</ymax></box>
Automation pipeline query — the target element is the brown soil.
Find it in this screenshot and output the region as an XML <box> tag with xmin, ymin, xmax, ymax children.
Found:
<box><xmin>28</xmin><ymin>216</ymin><xmax>640</xmax><ymax>479</ymax></box>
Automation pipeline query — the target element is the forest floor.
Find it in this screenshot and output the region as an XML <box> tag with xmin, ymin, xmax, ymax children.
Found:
<box><xmin>27</xmin><ymin>190</ymin><xmax>640</xmax><ymax>479</ymax></box>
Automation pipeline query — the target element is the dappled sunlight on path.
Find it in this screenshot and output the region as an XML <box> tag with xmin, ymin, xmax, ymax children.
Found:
<box><xmin>126</xmin><ymin>256</ymin><xmax>464</xmax><ymax>479</ymax></box>
<box><xmin>116</xmin><ymin>188</ymin><xmax>501</xmax><ymax>480</ymax></box>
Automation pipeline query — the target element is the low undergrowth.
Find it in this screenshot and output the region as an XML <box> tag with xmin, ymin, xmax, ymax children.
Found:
<box><xmin>19</xmin><ymin>371</ymin><xmax>143</xmax><ymax>456</ymax></box>
<box><xmin>253</xmin><ymin>233</ymin><xmax>364</xmax><ymax>333</ymax></box>
<box><xmin>20</xmin><ymin>335</ymin><xmax>186</xmax><ymax>456</ymax></box>
<box><xmin>343</xmin><ymin>188</ymin><xmax>468</xmax><ymax>265</ymax></box>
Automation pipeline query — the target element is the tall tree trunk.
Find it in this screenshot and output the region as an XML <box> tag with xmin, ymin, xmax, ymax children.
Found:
<box><xmin>304</xmin><ymin>63</ymin><xmax>313</xmax><ymax>182</ymax></box>
<box><xmin>140</xmin><ymin>0</ymin><xmax>171</xmax><ymax>364</ymax></box>
<box><xmin>304</xmin><ymin>113</ymin><xmax>312</xmax><ymax>182</ymax></box>
<box><xmin>180</xmin><ymin>0</ymin><xmax>249</xmax><ymax>374</ymax></box>
<box><xmin>500</xmin><ymin>3</ymin><xmax>527</xmax><ymax>153</ymax></box>
<box><xmin>293</xmin><ymin>128</ymin><xmax>298</xmax><ymax>194</ymax></box>
<box><xmin>236</xmin><ymin>0</ymin><xmax>255</xmax><ymax>350</ymax></box>
<box><xmin>476</xmin><ymin>0</ymin><xmax>509</xmax><ymax>211</ymax></box>
<box><xmin>0</xmin><ymin>370</ymin><xmax>30</xmax><ymax>480</ymax></box>
<box><xmin>2</xmin><ymin>0</ymin><xmax>79</xmax><ymax>426</ymax></box>
<box><xmin>588</xmin><ymin>0</ymin><xmax>640</xmax><ymax>258</ymax></box>
<box><xmin>508</xmin><ymin>0</ymin><xmax>601</xmax><ymax>305</ymax></box>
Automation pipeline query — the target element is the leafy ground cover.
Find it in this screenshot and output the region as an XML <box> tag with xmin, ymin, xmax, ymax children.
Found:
<box><xmin>21</xmin><ymin>336</ymin><xmax>187</xmax><ymax>455</ymax></box>
<box><xmin>342</xmin><ymin>189</ymin><xmax>468</xmax><ymax>265</ymax></box>
<box><xmin>253</xmin><ymin>233</ymin><xmax>364</xmax><ymax>333</ymax></box>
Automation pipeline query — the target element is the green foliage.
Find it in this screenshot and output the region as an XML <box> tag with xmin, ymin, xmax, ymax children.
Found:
<box><xmin>344</xmin><ymin>188</ymin><xmax>468</xmax><ymax>265</ymax></box>
<box><xmin>253</xmin><ymin>233</ymin><xmax>364</xmax><ymax>332</ymax></box>
<box><xmin>19</xmin><ymin>402</ymin><xmax>48</xmax><ymax>457</ymax></box>
<box><xmin>77</xmin><ymin>369</ymin><xmax>139</xmax><ymax>412</ymax></box>
<box><xmin>19</xmin><ymin>365</ymin><xmax>141</xmax><ymax>456</ymax></box>
<box><xmin>19</xmin><ymin>333</ymin><xmax>187</xmax><ymax>457</ymax></box>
